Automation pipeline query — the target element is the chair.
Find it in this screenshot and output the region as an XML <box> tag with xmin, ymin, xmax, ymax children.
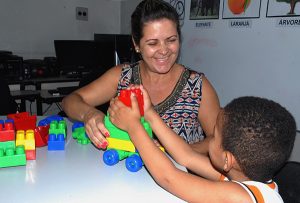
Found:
<box><xmin>274</xmin><ymin>161</ymin><xmax>300</xmax><ymax>203</ymax></box>
<box><xmin>0</xmin><ymin>77</ymin><xmax>18</xmax><ymax>115</ymax></box>
<box><xmin>79</xmin><ymin>70</ymin><xmax>109</xmax><ymax>113</ymax></box>
<box><xmin>57</xmin><ymin>69</ymin><xmax>109</xmax><ymax>117</ymax></box>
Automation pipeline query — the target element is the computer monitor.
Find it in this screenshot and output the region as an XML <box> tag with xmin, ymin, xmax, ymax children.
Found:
<box><xmin>94</xmin><ymin>34</ymin><xmax>139</xmax><ymax>67</ymax></box>
<box><xmin>54</xmin><ymin>40</ymin><xmax>101</xmax><ymax>75</ymax></box>
<box><xmin>93</xmin><ymin>35</ymin><xmax>116</xmax><ymax>69</ymax></box>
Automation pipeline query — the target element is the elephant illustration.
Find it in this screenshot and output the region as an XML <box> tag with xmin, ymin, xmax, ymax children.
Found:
<box><xmin>193</xmin><ymin>0</ymin><xmax>218</xmax><ymax>16</ymax></box>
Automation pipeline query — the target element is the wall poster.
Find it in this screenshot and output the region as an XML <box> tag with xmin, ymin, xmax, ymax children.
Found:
<box><xmin>222</xmin><ymin>0</ymin><xmax>261</xmax><ymax>19</ymax></box>
<box><xmin>168</xmin><ymin>0</ymin><xmax>185</xmax><ymax>25</ymax></box>
<box><xmin>267</xmin><ymin>0</ymin><xmax>300</xmax><ymax>17</ymax></box>
<box><xmin>190</xmin><ymin>0</ymin><xmax>220</xmax><ymax>20</ymax></box>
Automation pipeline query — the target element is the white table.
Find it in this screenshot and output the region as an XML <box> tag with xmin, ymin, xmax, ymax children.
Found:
<box><xmin>0</xmin><ymin>117</ymin><xmax>186</xmax><ymax>203</ymax></box>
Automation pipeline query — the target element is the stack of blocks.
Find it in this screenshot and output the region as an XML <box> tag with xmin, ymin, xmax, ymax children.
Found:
<box><xmin>0</xmin><ymin>120</ymin><xmax>26</xmax><ymax>167</ymax></box>
<box><xmin>7</xmin><ymin>112</ymin><xmax>37</xmax><ymax>161</ymax></box>
<box><xmin>16</xmin><ymin>130</ymin><xmax>36</xmax><ymax>160</ymax></box>
<box><xmin>48</xmin><ymin>120</ymin><xmax>67</xmax><ymax>151</ymax></box>
<box><xmin>36</xmin><ymin>115</ymin><xmax>65</xmax><ymax>147</ymax></box>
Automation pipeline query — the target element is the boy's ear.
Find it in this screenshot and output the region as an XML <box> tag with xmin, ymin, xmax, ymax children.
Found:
<box><xmin>223</xmin><ymin>151</ymin><xmax>235</xmax><ymax>173</ymax></box>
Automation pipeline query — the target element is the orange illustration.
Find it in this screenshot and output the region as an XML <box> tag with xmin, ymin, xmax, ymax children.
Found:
<box><xmin>228</xmin><ymin>0</ymin><xmax>251</xmax><ymax>14</ymax></box>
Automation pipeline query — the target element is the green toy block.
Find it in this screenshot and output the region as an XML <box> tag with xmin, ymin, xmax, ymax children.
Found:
<box><xmin>72</xmin><ymin>127</ymin><xmax>91</xmax><ymax>145</ymax></box>
<box><xmin>104</xmin><ymin>116</ymin><xmax>152</xmax><ymax>140</ymax></box>
<box><xmin>0</xmin><ymin>145</ymin><xmax>26</xmax><ymax>168</ymax></box>
<box><xmin>49</xmin><ymin>120</ymin><xmax>66</xmax><ymax>138</ymax></box>
<box><xmin>0</xmin><ymin>141</ymin><xmax>15</xmax><ymax>151</ymax></box>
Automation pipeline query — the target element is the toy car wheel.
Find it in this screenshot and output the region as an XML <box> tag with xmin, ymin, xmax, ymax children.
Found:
<box><xmin>125</xmin><ymin>154</ymin><xmax>143</xmax><ymax>172</ymax></box>
<box><xmin>103</xmin><ymin>149</ymin><xmax>119</xmax><ymax>166</ymax></box>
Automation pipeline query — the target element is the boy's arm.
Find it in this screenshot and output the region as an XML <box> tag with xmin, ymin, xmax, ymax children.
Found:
<box><xmin>146</xmin><ymin>109</ymin><xmax>220</xmax><ymax>180</ymax></box>
<box><xmin>137</xmin><ymin>85</ymin><xmax>220</xmax><ymax>180</ymax></box>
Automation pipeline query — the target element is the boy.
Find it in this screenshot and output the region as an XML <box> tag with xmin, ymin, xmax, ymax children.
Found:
<box><xmin>108</xmin><ymin>85</ymin><xmax>296</xmax><ymax>203</ymax></box>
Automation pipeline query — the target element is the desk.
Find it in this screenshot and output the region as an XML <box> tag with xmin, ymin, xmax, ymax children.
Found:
<box><xmin>0</xmin><ymin>117</ymin><xmax>185</xmax><ymax>203</ymax></box>
<box><xmin>10</xmin><ymin>90</ymin><xmax>40</xmax><ymax>112</ymax></box>
<box><xmin>9</xmin><ymin>75</ymin><xmax>82</xmax><ymax>90</ymax></box>
<box><xmin>9</xmin><ymin>76</ymin><xmax>81</xmax><ymax>115</ymax></box>
<box><xmin>37</xmin><ymin>90</ymin><xmax>67</xmax><ymax>115</ymax></box>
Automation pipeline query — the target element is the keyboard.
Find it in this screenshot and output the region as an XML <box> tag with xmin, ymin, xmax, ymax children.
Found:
<box><xmin>48</xmin><ymin>86</ymin><xmax>79</xmax><ymax>95</ymax></box>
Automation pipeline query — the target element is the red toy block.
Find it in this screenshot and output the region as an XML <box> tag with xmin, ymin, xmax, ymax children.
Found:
<box><xmin>25</xmin><ymin>149</ymin><xmax>36</xmax><ymax>160</ymax></box>
<box><xmin>0</xmin><ymin>122</ymin><xmax>15</xmax><ymax>142</ymax></box>
<box><xmin>119</xmin><ymin>89</ymin><xmax>144</xmax><ymax>116</ymax></box>
<box><xmin>34</xmin><ymin>125</ymin><xmax>50</xmax><ymax>147</ymax></box>
<box><xmin>7</xmin><ymin>112</ymin><xmax>37</xmax><ymax>131</ymax></box>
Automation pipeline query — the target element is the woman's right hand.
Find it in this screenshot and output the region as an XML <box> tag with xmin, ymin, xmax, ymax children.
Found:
<box><xmin>83</xmin><ymin>108</ymin><xmax>110</xmax><ymax>149</ymax></box>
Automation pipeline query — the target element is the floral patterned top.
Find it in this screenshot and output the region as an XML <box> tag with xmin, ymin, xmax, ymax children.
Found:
<box><xmin>116</xmin><ymin>63</ymin><xmax>205</xmax><ymax>144</ymax></box>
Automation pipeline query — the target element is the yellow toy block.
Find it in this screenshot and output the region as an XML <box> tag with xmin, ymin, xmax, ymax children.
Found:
<box><xmin>107</xmin><ymin>137</ymin><xmax>165</xmax><ymax>153</ymax></box>
<box><xmin>16</xmin><ymin>130</ymin><xmax>35</xmax><ymax>150</ymax></box>
<box><xmin>107</xmin><ymin>137</ymin><xmax>136</xmax><ymax>153</ymax></box>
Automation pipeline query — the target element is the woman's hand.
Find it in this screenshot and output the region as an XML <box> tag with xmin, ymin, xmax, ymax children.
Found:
<box><xmin>83</xmin><ymin>108</ymin><xmax>110</xmax><ymax>149</ymax></box>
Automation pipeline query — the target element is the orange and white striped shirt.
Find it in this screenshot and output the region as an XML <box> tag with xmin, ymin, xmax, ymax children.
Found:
<box><xmin>220</xmin><ymin>175</ymin><xmax>283</xmax><ymax>203</ymax></box>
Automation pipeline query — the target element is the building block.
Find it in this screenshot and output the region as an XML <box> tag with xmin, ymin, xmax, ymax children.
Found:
<box><xmin>0</xmin><ymin>141</ymin><xmax>15</xmax><ymax>151</ymax></box>
<box><xmin>118</xmin><ymin>89</ymin><xmax>144</xmax><ymax>116</ymax></box>
<box><xmin>72</xmin><ymin>121</ymin><xmax>84</xmax><ymax>131</ymax></box>
<box><xmin>38</xmin><ymin>115</ymin><xmax>64</xmax><ymax>126</ymax></box>
<box><xmin>48</xmin><ymin>133</ymin><xmax>65</xmax><ymax>150</ymax></box>
<box><xmin>34</xmin><ymin>125</ymin><xmax>50</xmax><ymax>147</ymax></box>
<box><xmin>72</xmin><ymin>122</ymin><xmax>91</xmax><ymax>145</ymax></box>
<box><xmin>0</xmin><ymin>145</ymin><xmax>26</xmax><ymax>168</ymax></box>
<box><xmin>5</xmin><ymin>119</ymin><xmax>14</xmax><ymax>124</ymax></box>
<box><xmin>7</xmin><ymin>112</ymin><xmax>37</xmax><ymax>131</ymax></box>
<box><xmin>25</xmin><ymin>149</ymin><xmax>36</xmax><ymax>160</ymax></box>
<box><xmin>104</xmin><ymin>116</ymin><xmax>152</xmax><ymax>140</ymax></box>
<box><xmin>106</xmin><ymin>137</ymin><xmax>136</xmax><ymax>153</ymax></box>
<box><xmin>0</xmin><ymin>120</ymin><xmax>15</xmax><ymax>142</ymax></box>
<box><xmin>16</xmin><ymin>130</ymin><xmax>35</xmax><ymax>150</ymax></box>
<box><xmin>49</xmin><ymin>120</ymin><xmax>66</xmax><ymax>138</ymax></box>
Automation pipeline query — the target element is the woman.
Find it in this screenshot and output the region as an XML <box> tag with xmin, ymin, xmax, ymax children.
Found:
<box><xmin>62</xmin><ymin>0</ymin><xmax>220</xmax><ymax>153</ymax></box>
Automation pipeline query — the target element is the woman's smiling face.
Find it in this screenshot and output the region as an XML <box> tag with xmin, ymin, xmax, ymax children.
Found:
<box><xmin>136</xmin><ymin>18</ymin><xmax>180</xmax><ymax>74</ymax></box>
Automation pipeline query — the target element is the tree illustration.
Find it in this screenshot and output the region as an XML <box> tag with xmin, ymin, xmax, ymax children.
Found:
<box><xmin>276</xmin><ymin>0</ymin><xmax>300</xmax><ymax>14</ymax></box>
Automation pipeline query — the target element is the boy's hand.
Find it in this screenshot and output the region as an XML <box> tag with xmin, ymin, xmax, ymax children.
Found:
<box><xmin>108</xmin><ymin>92</ymin><xmax>141</xmax><ymax>132</ymax></box>
<box><xmin>139</xmin><ymin>85</ymin><xmax>156</xmax><ymax>121</ymax></box>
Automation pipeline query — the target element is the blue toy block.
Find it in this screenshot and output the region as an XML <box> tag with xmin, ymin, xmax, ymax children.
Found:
<box><xmin>38</xmin><ymin>115</ymin><xmax>64</xmax><ymax>126</ymax></box>
<box><xmin>72</xmin><ymin>121</ymin><xmax>84</xmax><ymax>132</ymax></box>
<box><xmin>5</xmin><ymin>119</ymin><xmax>14</xmax><ymax>124</ymax></box>
<box><xmin>48</xmin><ymin>133</ymin><xmax>65</xmax><ymax>151</ymax></box>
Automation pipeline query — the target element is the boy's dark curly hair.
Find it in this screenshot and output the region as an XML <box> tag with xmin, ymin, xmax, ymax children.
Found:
<box><xmin>222</xmin><ymin>96</ymin><xmax>296</xmax><ymax>182</ymax></box>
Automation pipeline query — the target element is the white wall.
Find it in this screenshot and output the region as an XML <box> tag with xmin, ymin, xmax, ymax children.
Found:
<box><xmin>179</xmin><ymin>1</ymin><xmax>300</xmax><ymax>130</ymax></box>
<box><xmin>176</xmin><ymin>0</ymin><xmax>300</xmax><ymax>162</ymax></box>
<box><xmin>290</xmin><ymin>132</ymin><xmax>300</xmax><ymax>162</ymax></box>
<box><xmin>0</xmin><ymin>0</ymin><xmax>122</xmax><ymax>59</ymax></box>
<box><xmin>121</xmin><ymin>0</ymin><xmax>142</xmax><ymax>34</ymax></box>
